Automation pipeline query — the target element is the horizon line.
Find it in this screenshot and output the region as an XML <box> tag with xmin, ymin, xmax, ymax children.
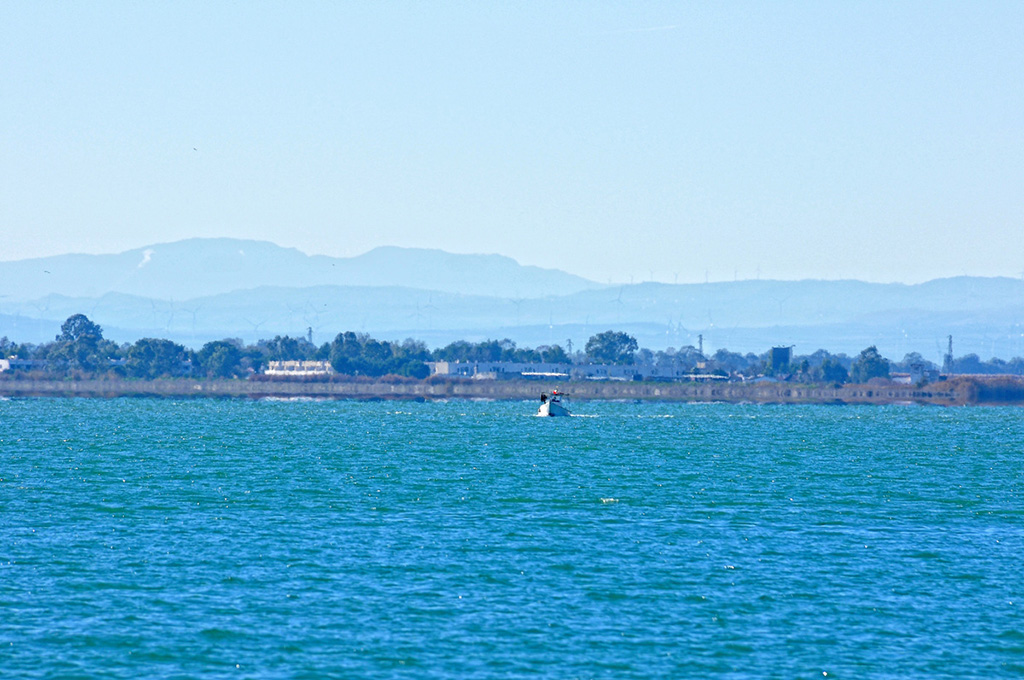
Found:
<box><xmin>2</xmin><ymin>236</ymin><xmax>1022</xmax><ymax>287</ymax></box>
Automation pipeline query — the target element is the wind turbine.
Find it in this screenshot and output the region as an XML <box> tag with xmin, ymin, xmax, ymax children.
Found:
<box><xmin>421</xmin><ymin>295</ymin><xmax>439</xmax><ymax>330</ymax></box>
<box><xmin>510</xmin><ymin>298</ymin><xmax>525</xmax><ymax>326</ymax></box>
<box><xmin>769</xmin><ymin>289</ymin><xmax>793</xmax><ymax>317</ymax></box>
<box><xmin>162</xmin><ymin>299</ymin><xmax>176</xmax><ymax>337</ymax></box>
<box><xmin>408</xmin><ymin>303</ymin><xmax>426</xmax><ymax>330</ymax></box>
<box><xmin>242</xmin><ymin>316</ymin><xmax>269</xmax><ymax>342</ymax></box>
<box><xmin>178</xmin><ymin>303</ymin><xmax>202</xmax><ymax>347</ymax></box>
<box><xmin>609</xmin><ymin>288</ymin><xmax>627</xmax><ymax>325</ymax></box>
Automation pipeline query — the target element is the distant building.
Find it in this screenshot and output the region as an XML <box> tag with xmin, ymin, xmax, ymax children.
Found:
<box><xmin>425</xmin><ymin>360</ymin><xmax>726</xmax><ymax>382</ymax></box>
<box><xmin>0</xmin><ymin>358</ymin><xmax>48</xmax><ymax>372</ymax></box>
<box><xmin>427</xmin><ymin>361</ymin><xmax>571</xmax><ymax>380</ymax></box>
<box><xmin>907</xmin><ymin>361</ymin><xmax>940</xmax><ymax>384</ymax></box>
<box><xmin>264</xmin><ymin>360</ymin><xmax>334</xmax><ymax>376</ymax></box>
<box><xmin>580</xmin><ymin>364</ymin><xmax>640</xmax><ymax>381</ymax></box>
<box><xmin>771</xmin><ymin>346</ymin><xmax>792</xmax><ymax>370</ymax></box>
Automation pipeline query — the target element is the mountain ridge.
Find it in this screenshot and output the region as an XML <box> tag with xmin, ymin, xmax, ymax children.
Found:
<box><xmin>0</xmin><ymin>238</ymin><xmax>603</xmax><ymax>302</ymax></box>
<box><xmin>3</xmin><ymin>239</ymin><xmax>1024</xmax><ymax>358</ymax></box>
<box><xmin>4</xmin><ymin>277</ymin><xmax>1024</xmax><ymax>359</ymax></box>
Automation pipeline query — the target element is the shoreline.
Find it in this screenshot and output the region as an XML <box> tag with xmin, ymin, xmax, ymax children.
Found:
<box><xmin>2</xmin><ymin>375</ymin><xmax>1022</xmax><ymax>406</ymax></box>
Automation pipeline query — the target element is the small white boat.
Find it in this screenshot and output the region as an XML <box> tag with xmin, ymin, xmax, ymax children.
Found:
<box><xmin>537</xmin><ymin>390</ymin><xmax>571</xmax><ymax>417</ymax></box>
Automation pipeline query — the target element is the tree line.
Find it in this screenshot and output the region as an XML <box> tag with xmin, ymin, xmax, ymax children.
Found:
<box><xmin>3</xmin><ymin>313</ymin><xmax>1022</xmax><ymax>384</ymax></box>
<box><xmin>0</xmin><ymin>314</ymin><xmax>577</xmax><ymax>380</ymax></box>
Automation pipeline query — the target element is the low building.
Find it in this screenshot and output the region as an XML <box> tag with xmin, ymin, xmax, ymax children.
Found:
<box><xmin>0</xmin><ymin>358</ymin><xmax>49</xmax><ymax>372</ymax></box>
<box><xmin>427</xmin><ymin>360</ymin><xmax>730</xmax><ymax>382</ymax></box>
<box><xmin>264</xmin><ymin>360</ymin><xmax>334</xmax><ymax>376</ymax></box>
<box><xmin>427</xmin><ymin>361</ymin><xmax>572</xmax><ymax>379</ymax></box>
<box><xmin>580</xmin><ymin>364</ymin><xmax>640</xmax><ymax>381</ymax></box>
<box><xmin>894</xmin><ymin>363</ymin><xmax>940</xmax><ymax>385</ymax></box>
<box><xmin>908</xmin><ymin>361</ymin><xmax>940</xmax><ymax>384</ymax></box>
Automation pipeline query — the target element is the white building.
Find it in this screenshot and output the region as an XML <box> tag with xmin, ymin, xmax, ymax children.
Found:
<box><xmin>427</xmin><ymin>361</ymin><xmax>571</xmax><ymax>379</ymax></box>
<box><xmin>264</xmin><ymin>360</ymin><xmax>334</xmax><ymax>376</ymax></box>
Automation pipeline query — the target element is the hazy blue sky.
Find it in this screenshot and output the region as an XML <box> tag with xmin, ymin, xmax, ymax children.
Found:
<box><xmin>2</xmin><ymin>2</ymin><xmax>1021</xmax><ymax>283</ymax></box>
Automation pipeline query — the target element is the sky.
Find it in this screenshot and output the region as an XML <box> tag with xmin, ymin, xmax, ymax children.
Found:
<box><xmin>1</xmin><ymin>1</ymin><xmax>1022</xmax><ymax>284</ymax></box>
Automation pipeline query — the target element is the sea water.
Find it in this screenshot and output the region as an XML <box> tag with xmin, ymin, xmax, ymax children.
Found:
<box><xmin>2</xmin><ymin>398</ymin><xmax>1023</xmax><ymax>678</ymax></box>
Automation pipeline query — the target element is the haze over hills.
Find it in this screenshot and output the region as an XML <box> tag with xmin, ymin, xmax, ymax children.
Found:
<box><xmin>2</xmin><ymin>239</ymin><xmax>1024</xmax><ymax>360</ymax></box>
<box><xmin>0</xmin><ymin>238</ymin><xmax>601</xmax><ymax>302</ymax></box>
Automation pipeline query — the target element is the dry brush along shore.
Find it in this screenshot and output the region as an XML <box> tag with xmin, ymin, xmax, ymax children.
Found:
<box><xmin>2</xmin><ymin>375</ymin><xmax>1023</xmax><ymax>406</ymax></box>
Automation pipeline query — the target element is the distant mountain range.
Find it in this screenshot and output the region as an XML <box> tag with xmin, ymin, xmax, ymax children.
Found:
<box><xmin>0</xmin><ymin>238</ymin><xmax>600</xmax><ymax>302</ymax></box>
<box><xmin>2</xmin><ymin>238</ymin><xmax>1024</xmax><ymax>360</ymax></box>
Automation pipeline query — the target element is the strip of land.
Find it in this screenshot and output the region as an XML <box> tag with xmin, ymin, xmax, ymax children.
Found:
<box><xmin>2</xmin><ymin>376</ymin><xmax>1023</xmax><ymax>406</ymax></box>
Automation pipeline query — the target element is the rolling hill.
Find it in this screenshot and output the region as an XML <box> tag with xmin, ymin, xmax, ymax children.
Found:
<box><xmin>3</xmin><ymin>240</ymin><xmax>1024</xmax><ymax>359</ymax></box>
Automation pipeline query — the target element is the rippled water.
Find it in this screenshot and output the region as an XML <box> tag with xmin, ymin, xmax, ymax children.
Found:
<box><xmin>2</xmin><ymin>398</ymin><xmax>1023</xmax><ymax>678</ymax></box>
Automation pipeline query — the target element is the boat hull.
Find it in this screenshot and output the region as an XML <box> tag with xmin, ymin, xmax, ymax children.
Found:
<box><xmin>537</xmin><ymin>401</ymin><xmax>571</xmax><ymax>417</ymax></box>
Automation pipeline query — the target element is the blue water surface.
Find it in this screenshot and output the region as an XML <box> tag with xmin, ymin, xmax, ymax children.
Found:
<box><xmin>2</xmin><ymin>398</ymin><xmax>1023</xmax><ymax>678</ymax></box>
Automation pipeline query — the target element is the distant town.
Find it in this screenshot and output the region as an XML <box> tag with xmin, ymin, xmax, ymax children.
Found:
<box><xmin>3</xmin><ymin>313</ymin><xmax>1023</xmax><ymax>388</ymax></box>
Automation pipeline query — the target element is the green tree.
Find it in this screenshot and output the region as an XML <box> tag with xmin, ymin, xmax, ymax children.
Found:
<box><xmin>127</xmin><ymin>338</ymin><xmax>190</xmax><ymax>379</ymax></box>
<box><xmin>431</xmin><ymin>338</ymin><xmax>515</xmax><ymax>363</ymax></box>
<box><xmin>473</xmin><ymin>339</ymin><xmax>504</xmax><ymax>362</ymax></box>
<box><xmin>58</xmin><ymin>314</ymin><xmax>103</xmax><ymax>344</ymax></box>
<box><xmin>850</xmin><ymin>346</ymin><xmax>890</xmax><ymax>383</ymax></box>
<box><xmin>329</xmin><ymin>332</ymin><xmax>364</xmax><ymax>374</ymax></box>
<box><xmin>398</xmin><ymin>338</ymin><xmax>431</xmax><ymax>362</ymax></box>
<box><xmin>361</xmin><ymin>338</ymin><xmax>393</xmax><ymax>369</ymax></box>
<box><xmin>818</xmin><ymin>358</ymin><xmax>849</xmax><ymax>384</ymax></box>
<box><xmin>432</xmin><ymin>340</ymin><xmax>471</xmax><ymax>363</ymax></box>
<box><xmin>51</xmin><ymin>314</ymin><xmax>111</xmax><ymax>372</ymax></box>
<box><xmin>585</xmin><ymin>331</ymin><xmax>638</xmax><ymax>365</ymax></box>
<box><xmin>710</xmin><ymin>349</ymin><xmax>753</xmax><ymax>374</ymax></box>
<box><xmin>399</xmin><ymin>360</ymin><xmax>430</xmax><ymax>379</ymax></box>
<box><xmin>198</xmin><ymin>340</ymin><xmax>243</xmax><ymax>378</ymax></box>
<box><xmin>325</xmin><ymin>332</ymin><xmax>433</xmax><ymax>377</ymax></box>
<box><xmin>539</xmin><ymin>344</ymin><xmax>571</xmax><ymax>364</ymax></box>
<box><xmin>259</xmin><ymin>335</ymin><xmax>315</xmax><ymax>361</ymax></box>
